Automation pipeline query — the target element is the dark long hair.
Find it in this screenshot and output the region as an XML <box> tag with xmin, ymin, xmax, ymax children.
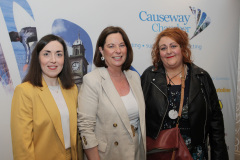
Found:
<box><xmin>93</xmin><ymin>26</ymin><xmax>133</xmax><ymax>71</ymax></box>
<box><xmin>22</xmin><ymin>34</ymin><xmax>74</xmax><ymax>89</ymax></box>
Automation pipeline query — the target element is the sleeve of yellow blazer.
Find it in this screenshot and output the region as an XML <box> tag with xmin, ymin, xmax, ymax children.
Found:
<box><xmin>11</xmin><ymin>83</ymin><xmax>35</xmax><ymax>160</ymax></box>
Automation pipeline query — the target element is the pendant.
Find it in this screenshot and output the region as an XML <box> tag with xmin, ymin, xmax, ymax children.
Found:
<box><xmin>167</xmin><ymin>83</ymin><xmax>171</xmax><ymax>87</ymax></box>
<box><xmin>168</xmin><ymin>109</ymin><xmax>178</xmax><ymax>119</ymax></box>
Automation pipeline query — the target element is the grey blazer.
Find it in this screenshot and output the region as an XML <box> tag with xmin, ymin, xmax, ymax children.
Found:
<box><xmin>77</xmin><ymin>67</ymin><xmax>146</xmax><ymax>160</ymax></box>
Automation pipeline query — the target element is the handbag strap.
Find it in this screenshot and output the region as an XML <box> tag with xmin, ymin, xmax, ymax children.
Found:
<box><xmin>176</xmin><ymin>66</ymin><xmax>186</xmax><ymax>128</ymax></box>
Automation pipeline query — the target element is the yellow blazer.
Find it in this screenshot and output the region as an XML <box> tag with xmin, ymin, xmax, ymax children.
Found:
<box><xmin>11</xmin><ymin>78</ymin><xmax>81</xmax><ymax>160</ymax></box>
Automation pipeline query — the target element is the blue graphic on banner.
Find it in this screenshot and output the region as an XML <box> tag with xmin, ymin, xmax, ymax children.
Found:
<box><xmin>0</xmin><ymin>0</ymin><xmax>38</xmax><ymax>79</ymax></box>
<box><xmin>189</xmin><ymin>6</ymin><xmax>211</xmax><ymax>39</ymax></box>
<box><xmin>130</xmin><ymin>66</ymin><xmax>140</xmax><ymax>76</ymax></box>
<box><xmin>52</xmin><ymin>19</ymin><xmax>93</xmax><ymax>70</ymax></box>
<box><xmin>0</xmin><ymin>43</ymin><xmax>14</xmax><ymax>92</ymax></box>
<box><xmin>52</xmin><ymin>19</ymin><xmax>93</xmax><ymax>86</ymax></box>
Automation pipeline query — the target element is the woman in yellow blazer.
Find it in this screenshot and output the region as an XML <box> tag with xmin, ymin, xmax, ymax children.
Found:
<box><xmin>11</xmin><ymin>34</ymin><xmax>83</xmax><ymax>160</ymax></box>
<box><xmin>77</xmin><ymin>26</ymin><xmax>146</xmax><ymax>160</ymax></box>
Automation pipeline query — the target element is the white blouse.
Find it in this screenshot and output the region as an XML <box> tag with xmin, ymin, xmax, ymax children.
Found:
<box><xmin>48</xmin><ymin>85</ymin><xmax>70</xmax><ymax>149</ymax></box>
<box><xmin>121</xmin><ymin>89</ymin><xmax>139</xmax><ymax>128</ymax></box>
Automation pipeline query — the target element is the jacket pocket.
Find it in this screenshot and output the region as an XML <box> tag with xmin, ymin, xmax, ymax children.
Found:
<box><xmin>97</xmin><ymin>140</ymin><xmax>107</xmax><ymax>152</ymax></box>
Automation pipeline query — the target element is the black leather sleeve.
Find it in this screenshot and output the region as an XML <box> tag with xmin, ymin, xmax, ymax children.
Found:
<box><xmin>203</xmin><ymin>72</ymin><xmax>229</xmax><ymax>160</ymax></box>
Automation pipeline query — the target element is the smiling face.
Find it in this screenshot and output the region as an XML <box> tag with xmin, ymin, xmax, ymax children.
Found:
<box><xmin>99</xmin><ymin>33</ymin><xmax>127</xmax><ymax>71</ymax></box>
<box><xmin>39</xmin><ymin>40</ymin><xmax>64</xmax><ymax>84</ymax></box>
<box><xmin>159</xmin><ymin>36</ymin><xmax>183</xmax><ymax>70</ymax></box>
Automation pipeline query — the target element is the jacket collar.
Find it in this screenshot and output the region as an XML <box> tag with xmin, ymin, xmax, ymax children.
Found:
<box><xmin>149</xmin><ymin>64</ymin><xmax>168</xmax><ymax>94</ymax></box>
<box><xmin>190</xmin><ymin>63</ymin><xmax>206</xmax><ymax>75</ymax></box>
<box><xmin>150</xmin><ymin>65</ymin><xmax>165</xmax><ymax>74</ymax></box>
<box><xmin>150</xmin><ymin>63</ymin><xmax>206</xmax><ymax>103</ymax></box>
<box><xmin>152</xmin><ymin>63</ymin><xmax>206</xmax><ymax>77</ymax></box>
<box><xmin>188</xmin><ymin>63</ymin><xmax>206</xmax><ymax>104</ymax></box>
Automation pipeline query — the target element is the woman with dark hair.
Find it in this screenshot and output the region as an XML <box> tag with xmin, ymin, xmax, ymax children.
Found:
<box><xmin>141</xmin><ymin>27</ymin><xmax>228</xmax><ymax>160</ymax></box>
<box><xmin>11</xmin><ymin>34</ymin><xmax>83</xmax><ymax>160</ymax></box>
<box><xmin>77</xmin><ymin>26</ymin><xmax>146</xmax><ymax>160</ymax></box>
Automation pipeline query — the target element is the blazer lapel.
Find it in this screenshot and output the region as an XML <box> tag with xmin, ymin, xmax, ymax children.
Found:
<box><xmin>99</xmin><ymin>68</ymin><xmax>133</xmax><ymax>139</ymax></box>
<box><xmin>38</xmin><ymin>79</ymin><xmax>65</xmax><ymax>147</ymax></box>
<box><xmin>125</xmin><ymin>71</ymin><xmax>145</xmax><ymax>140</ymax></box>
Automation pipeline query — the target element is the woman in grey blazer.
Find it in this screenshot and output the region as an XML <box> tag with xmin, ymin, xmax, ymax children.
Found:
<box><xmin>77</xmin><ymin>26</ymin><xmax>146</xmax><ymax>160</ymax></box>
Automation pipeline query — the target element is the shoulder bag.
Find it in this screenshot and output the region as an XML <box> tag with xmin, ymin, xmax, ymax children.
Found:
<box><xmin>147</xmin><ymin>67</ymin><xmax>193</xmax><ymax>160</ymax></box>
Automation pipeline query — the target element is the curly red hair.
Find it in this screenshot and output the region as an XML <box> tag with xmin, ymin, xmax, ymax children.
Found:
<box><xmin>151</xmin><ymin>27</ymin><xmax>192</xmax><ymax>70</ymax></box>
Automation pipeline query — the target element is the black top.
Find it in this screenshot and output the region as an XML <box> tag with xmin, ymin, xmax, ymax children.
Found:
<box><xmin>162</xmin><ymin>65</ymin><xmax>206</xmax><ymax>160</ymax></box>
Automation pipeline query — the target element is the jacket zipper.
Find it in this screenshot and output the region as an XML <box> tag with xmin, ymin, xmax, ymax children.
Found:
<box><xmin>200</xmin><ymin>84</ymin><xmax>208</xmax><ymax>143</ymax></box>
<box><xmin>197</xmin><ymin>74</ymin><xmax>208</xmax><ymax>144</ymax></box>
<box><xmin>151</xmin><ymin>81</ymin><xmax>169</xmax><ymax>139</ymax></box>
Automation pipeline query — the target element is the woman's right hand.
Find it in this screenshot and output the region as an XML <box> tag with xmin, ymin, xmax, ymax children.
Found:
<box><xmin>84</xmin><ymin>147</ymin><xmax>101</xmax><ymax>160</ymax></box>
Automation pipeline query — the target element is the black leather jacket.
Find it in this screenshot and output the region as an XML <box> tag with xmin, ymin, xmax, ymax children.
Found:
<box><xmin>141</xmin><ymin>63</ymin><xmax>228</xmax><ymax>160</ymax></box>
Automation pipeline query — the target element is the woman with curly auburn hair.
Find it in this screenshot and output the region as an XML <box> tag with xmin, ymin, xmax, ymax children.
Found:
<box><xmin>151</xmin><ymin>27</ymin><xmax>192</xmax><ymax>70</ymax></box>
<box><xmin>141</xmin><ymin>27</ymin><xmax>228</xmax><ymax>160</ymax></box>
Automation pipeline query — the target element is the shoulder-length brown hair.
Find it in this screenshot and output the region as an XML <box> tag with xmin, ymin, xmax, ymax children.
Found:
<box><xmin>22</xmin><ymin>34</ymin><xmax>74</xmax><ymax>89</ymax></box>
<box><xmin>93</xmin><ymin>26</ymin><xmax>133</xmax><ymax>71</ymax></box>
<box><xmin>152</xmin><ymin>27</ymin><xmax>192</xmax><ymax>70</ymax></box>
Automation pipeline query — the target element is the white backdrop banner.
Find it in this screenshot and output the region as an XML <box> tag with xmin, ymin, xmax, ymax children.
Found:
<box><xmin>0</xmin><ymin>0</ymin><xmax>239</xmax><ymax>159</ymax></box>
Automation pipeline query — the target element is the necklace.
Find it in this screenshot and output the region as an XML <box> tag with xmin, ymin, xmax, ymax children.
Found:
<box><xmin>48</xmin><ymin>85</ymin><xmax>60</xmax><ymax>94</ymax></box>
<box><xmin>166</xmin><ymin>70</ymin><xmax>182</xmax><ymax>87</ymax></box>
